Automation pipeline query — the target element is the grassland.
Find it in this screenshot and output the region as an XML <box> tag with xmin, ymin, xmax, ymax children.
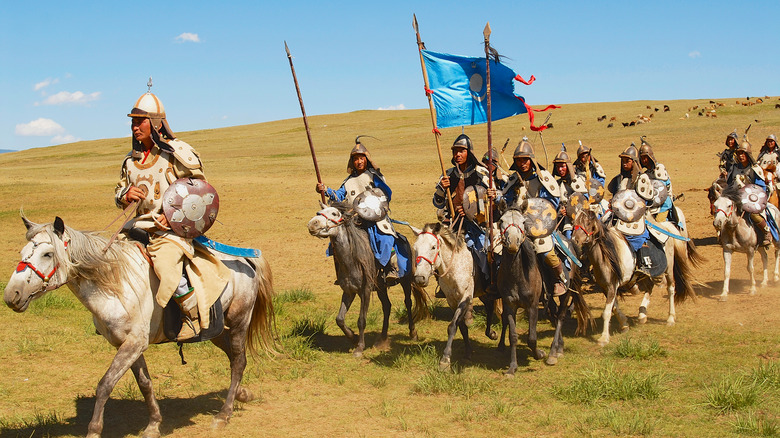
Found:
<box><xmin>0</xmin><ymin>97</ymin><xmax>779</xmax><ymax>437</ymax></box>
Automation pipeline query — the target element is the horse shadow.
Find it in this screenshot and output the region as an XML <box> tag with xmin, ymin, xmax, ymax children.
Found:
<box><xmin>0</xmin><ymin>391</ymin><xmax>229</xmax><ymax>438</ymax></box>
<box><xmin>693</xmin><ymin>236</ymin><xmax>719</xmax><ymax>247</ymax></box>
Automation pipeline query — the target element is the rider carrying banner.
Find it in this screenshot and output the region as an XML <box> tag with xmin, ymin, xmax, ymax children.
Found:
<box><xmin>316</xmin><ymin>137</ymin><xmax>406</xmax><ymax>282</ymax></box>
<box><xmin>115</xmin><ymin>89</ymin><xmax>230</xmax><ymax>341</ymax></box>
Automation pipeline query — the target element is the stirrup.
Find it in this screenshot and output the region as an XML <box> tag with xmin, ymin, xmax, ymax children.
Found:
<box><xmin>176</xmin><ymin>316</ymin><xmax>200</xmax><ymax>341</ymax></box>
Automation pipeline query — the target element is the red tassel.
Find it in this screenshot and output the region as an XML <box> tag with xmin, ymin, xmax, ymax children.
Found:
<box><xmin>514</xmin><ymin>74</ymin><xmax>536</xmax><ymax>85</ymax></box>
<box><xmin>425</xmin><ymin>87</ymin><xmax>433</xmax><ymax>96</ymax></box>
<box><xmin>517</xmin><ymin>97</ymin><xmax>560</xmax><ymax>131</ymax></box>
<box><xmin>432</xmin><ymin>127</ymin><xmax>442</xmax><ymax>136</ymax></box>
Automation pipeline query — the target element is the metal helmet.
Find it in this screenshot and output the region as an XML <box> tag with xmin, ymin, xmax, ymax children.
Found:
<box><xmin>576</xmin><ymin>140</ymin><xmax>591</xmax><ymax>158</ymax></box>
<box><xmin>725</xmin><ymin>129</ymin><xmax>738</xmax><ymax>147</ymax></box>
<box><xmin>735</xmin><ymin>135</ymin><xmax>755</xmax><ymax>165</ymax></box>
<box><xmin>482</xmin><ymin>148</ymin><xmax>499</xmax><ymax>165</ymax></box>
<box><xmin>552</xmin><ymin>144</ymin><xmax>575</xmax><ymax>178</ymax></box>
<box><xmin>619</xmin><ymin>143</ymin><xmax>640</xmax><ymax>162</ymax></box>
<box><xmin>128</xmin><ymin>91</ymin><xmax>175</xmax><ymax>140</ymax></box>
<box><xmin>638</xmin><ymin>136</ymin><xmax>657</xmax><ymax>168</ymax></box>
<box><xmin>513</xmin><ymin>137</ymin><xmax>535</xmax><ymax>159</ymax></box>
<box><xmin>450</xmin><ymin>134</ymin><xmax>481</xmax><ymax>167</ymax></box>
<box><xmin>612</xmin><ymin>189</ymin><xmax>646</xmax><ymax>222</ymax></box>
<box><xmin>162</xmin><ymin>178</ymin><xmax>219</xmax><ymax>238</ymax></box>
<box><xmin>739</xmin><ymin>183</ymin><xmax>768</xmax><ymax>214</ymax></box>
<box><xmin>765</xmin><ymin>134</ymin><xmax>778</xmax><ymax>148</ymax></box>
<box><xmin>347</xmin><ymin>136</ymin><xmax>379</xmax><ymax>174</ymax></box>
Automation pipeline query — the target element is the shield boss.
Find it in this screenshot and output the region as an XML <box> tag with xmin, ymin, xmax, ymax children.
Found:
<box><xmin>162</xmin><ymin>178</ymin><xmax>220</xmax><ymax>238</ymax></box>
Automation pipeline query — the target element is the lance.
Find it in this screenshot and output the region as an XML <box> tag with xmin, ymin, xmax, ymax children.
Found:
<box><xmin>483</xmin><ymin>22</ymin><xmax>495</xmax><ymax>262</ymax></box>
<box><xmin>499</xmin><ymin>137</ymin><xmax>512</xmax><ymax>173</ymax></box>
<box><xmin>413</xmin><ymin>14</ymin><xmax>455</xmax><ymax>218</ymax></box>
<box><xmin>537</xmin><ymin>112</ymin><xmax>553</xmax><ymax>169</ymax></box>
<box><xmin>285</xmin><ymin>41</ymin><xmax>326</xmax><ymax>204</ymax></box>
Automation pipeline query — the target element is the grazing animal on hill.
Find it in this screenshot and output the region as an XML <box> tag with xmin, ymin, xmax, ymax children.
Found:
<box><xmin>307</xmin><ymin>202</ymin><xmax>427</xmax><ymax>357</ymax></box>
<box><xmin>775</xmin><ymin>104</ymin><xmax>780</xmax><ymax>109</ymax></box>
<box><xmin>622</xmin><ymin>122</ymin><xmax>629</xmax><ymax>127</ymax></box>
<box><xmin>4</xmin><ymin>216</ymin><xmax>276</xmax><ymax>436</ymax></box>
<box><xmin>610</xmin><ymin>116</ymin><xmax>617</xmax><ymax>121</ymax></box>
<box><xmin>607</xmin><ymin>123</ymin><xmax>613</xmax><ymax>128</ymax></box>
<box><xmin>663</xmin><ymin>105</ymin><xmax>670</xmax><ymax>112</ymax></box>
<box><xmin>577</xmin><ymin>120</ymin><xmax>582</xmax><ymax>125</ymax></box>
<box><xmin>597</xmin><ymin>115</ymin><xmax>607</xmax><ymax>122</ymax></box>
<box><xmin>655</xmin><ymin>107</ymin><xmax>660</xmax><ymax>112</ymax></box>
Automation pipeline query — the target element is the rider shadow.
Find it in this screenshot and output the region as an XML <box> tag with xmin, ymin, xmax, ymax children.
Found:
<box><xmin>0</xmin><ymin>392</ymin><xmax>227</xmax><ymax>438</ymax></box>
<box><xmin>693</xmin><ymin>236</ymin><xmax>719</xmax><ymax>247</ymax></box>
<box><xmin>699</xmin><ymin>279</ymin><xmax>755</xmax><ymax>299</ymax></box>
<box><xmin>367</xmin><ymin>336</ymin><xmax>513</xmax><ymax>372</ymax></box>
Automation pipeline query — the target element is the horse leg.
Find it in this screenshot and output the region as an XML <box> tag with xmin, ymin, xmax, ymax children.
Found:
<box><xmin>720</xmin><ymin>250</ymin><xmax>732</xmax><ymax>301</ymax></box>
<box><xmin>504</xmin><ymin>303</ymin><xmax>519</xmax><ymax>376</ymax></box>
<box><xmin>480</xmin><ymin>295</ymin><xmax>498</xmax><ymax>340</ymax></box>
<box><xmin>440</xmin><ymin>299</ymin><xmax>468</xmax><ymax>371</ymax></box>
<box><xmin>775</xmin><ymin>244</ymin><xmax>780</xmax><ymax>282</ymax></box>
<box><xmin>209</xmin><ymin>328</ymin><xmax>253</xmax><ymax>429</ymax></box>
<box><xmin>497</xmin><ymin>306</ymin><xmax>509</xmax><ymax>352</ymax></box>
<box><xmin>638</xmin><ymin>291</ymin><xmax>651</xmax><ymax>324</ymax></box>
<box><xmin>335</xmin><ymin>291</ymin><xmax>357</xmax><ymax>345</ymax></box>
<box><xmin>458</xmin><ymin>316</ymin><xmax>472</xmax><ymax>360</ymax></box>
<box><xmin>527</xmin><ymin>298</ymin><xmax>546</xmax><ymax>361</ymax></box>
<box><xmin>546</xmin><ymin>295</ymin><xmax>567</xmax><ymax>366</ymax></box>
<box><xmin>598</xmin><ymin>287</ymin><xmax>617</xmax><ymax>347</ymax></box>
<box><xmin>374</xmin><ymin>284</ymin><xmax>392</xmax><ymax>350</ymax></box>
<box><xmin>87</xmin><ymin>338</ymin><xmax>147</xmax><ymax>438</ymax></box>
<box><xmin>353</xmin><ymin>289</ymin><xmax>371</xmax><ymax>357</ymax></box>
<box><xmin>747</xmin><ymin>249</ymin><xmax>757</xmax><ymax>295</ymax></box>
<box><xmin>759</xmin><ymin>246</ymin><xmax>769</xmax><ymax>289</ymax></box>
<box><xmin>614</xmin><ymin>298</ymin><xmax>629</xmax><ymax>333</ymax></box>
<box><xmin>129</xmin><ymin>355</ymin><xmax>162</xmax><ymax>438</ymax></box>
<box><xmin>401</xmin><ymin>279</ymin><xmax>417</xmax><ymax>341</ymax></box>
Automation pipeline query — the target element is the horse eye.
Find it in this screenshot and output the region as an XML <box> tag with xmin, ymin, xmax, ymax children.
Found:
<box><xmin>43</xmin><ymin>252</ymin><xmax>53</xmax><ymax>258</ymax></box>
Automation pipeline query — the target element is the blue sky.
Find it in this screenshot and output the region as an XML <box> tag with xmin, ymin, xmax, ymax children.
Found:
<box><xmin>1</xmin><ymin>1</ymin><xmax>778</xmax><ymax>150</ymax></box>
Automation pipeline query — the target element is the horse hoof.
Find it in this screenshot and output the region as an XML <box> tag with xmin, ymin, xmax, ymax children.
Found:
<box><xmin>374</xmin><ymin>338</ymin><xmax>391</xmax><ymax>351</ymax></box>
<box><xmin>236</xmin><ymin>387</ymin><xmax>254</xmax><ymax>403</ymax></box>
<box><xmin>504</xmin><ymin>370</ymin><xmax>516</xmax><ymax>378</ymax></box>
<box><xmin>488</xmin><ymin>330</ymin><xmax>498</xmax><ymax>341</ymax></box>
<box><xmin>597</xmin><ymin>338</ymin><xmax>610</xmax><ymax>347</ymax></box>
<box><xmin>620</xmin><ymin>325</ymin><xmax>630</xmax><ymax>334</ymax></box>
<box><xmin>142</xmin><ymin>428</ymin><xmax>161</xmax><ymax>438</ymax></box>
<box><xmin>409</xmin><ymin>330</ymin><xmax>418</xmax><ymax>342</ymax></box>
<box><xmin>211</xmin><ymin>417</ymin><xmax>228</xmax><ymax>430</ymax></box>
<box><xmin>718</xmin><ymin>295</ymin><xmax>728</xmax><ymax>302</ymax></box>
<box><xmin>638</xmin><ymin>315</ymin><xmax>647</xmax><ymax>324</ymax></box>
<box><xmin>353</xmin><ymin>349</ymin><xmax>364</xmax><ymax>358</ymax></box>
<box><xmin>438</xmin><ymin>358</ymin><xmax>451</xmax><ymax>372</ymax></box>
<box><xmin>545</xmin><ymin>355</ymin><xmax>558</xmax><ymax>366</ymax></box>
<box><xmin>666</xmin><ymin>319</ymin><xmax>676</xmax><ymax>327</ymax></box>
<box><xmin>749</xmin><ymin>290</ymin><xmax>757</xmax><ymax>296</ymax></box>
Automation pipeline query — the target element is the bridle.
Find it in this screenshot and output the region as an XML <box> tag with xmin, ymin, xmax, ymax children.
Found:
<box><xmin>317</xmin><ymin>210</ymin><xmax>344</xmax><ymax>231</ymax></box>
<box><xmin>15</xmin><ymin>238</ymin><xmax>68</xmax><ymax>294</ymax></box>
<box><xmin>500</xmin><ymin>211</ymin><xmax>525</xmax><ymax>246</ymax></box>
<box><xmin>415</xmin><ymin>232</ymin><xmax>440</xmax><ymax>268</ymax></box>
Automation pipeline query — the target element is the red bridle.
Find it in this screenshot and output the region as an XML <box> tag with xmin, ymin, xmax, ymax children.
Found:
<box><xmin>415</xmin><ymin>232</ymin><xmax>440</xmax><ymax>267</ymax></box>
<box><xmin>573</xmin><ymin>224</ymin><xmax>594</xmax><ymax>237</ymax></box>
<box><xmin>15</xmin><ymin>240</ymin><xmax>68</xmax><ymax>285</ymax></box>
<box><xmin>318</xmin><ymin>211</ymin><xmax>344</xmax><ymax>229</ymax></box>
<box><xmin>714</xmin><ymin>203</ymin><xmax>734</xmax><ymax>219</ymax></box>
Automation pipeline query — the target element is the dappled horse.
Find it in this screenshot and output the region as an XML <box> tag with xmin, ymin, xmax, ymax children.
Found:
<box><xmin>497</xmin><ymin>208</ymin><xmax>592</xmax><ymax>374</ymax></box>
<box><xmin>411</xmin><ymin>222</ymin><xmax>498</xmax><ymax>371</ymax></box>
<box><xmin>4</xmin><ymin>216</ymin><xmax>275</xmax><ymax>438</ymax></box>
<box><xmin>712</xmin><ymin>187</ymin><xmax>780</xmax><ymax>300</ymax></box>
<box><xmin>571</xmin><ymin>210</ymin><xmax>701</xmax><ymax>346</ymax></box>
<box><xmin>307</xmin><ymin>201</ymin><xmax>427</xmax><ymax>357</ymax></box>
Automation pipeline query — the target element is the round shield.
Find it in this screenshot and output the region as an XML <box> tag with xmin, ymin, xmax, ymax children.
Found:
<box><xmin>739</xmin><ymin>183</ymin><xmax>768</xmax><ymax>214</ymax></box>
<box><xmin>462</xmin><ymin>185</ymin><xmax>488</xmax><ymax>224</ymax></box>
<box><xmin>524</xmin><ymin>197</ymin><xmax>557</xmax><ymax>238</ymax></box>
<box><xmin>353</xmin><ymin>188</ymin><xmax>389</xmax><ymax>222</ymax></box>
<box><xmin>612</xmin><ymin>189</ymin><xmax>646</xmax><ymax>222</ymax></box>
<box><xmin>650</xmin><ymin>179</ymin><xmax>669</xmax><ymax>208</ymax></box>
<box><xmin>162</xmin><ymin>178</ymin><xmax>220</xmax><ymax>238</ymax></box>
<box><xmin>586</xmin><ymin>178</ymin><xmax>605</xmax><ymax>204</ymax></box>
<box><xmin>566</xmin><ymin>192</ymin><xmax>591</xmax><ymax>218</ymax></box>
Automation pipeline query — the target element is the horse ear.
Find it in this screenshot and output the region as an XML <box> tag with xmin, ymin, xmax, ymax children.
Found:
<box><xmin>21</xmin><ymin>214</ymin><xmax>35</xmax><ymax>230</ymax></box>
<box><xmin>319</xmin><ymin>201</ymin><xmax>328</xmax><ymax>210</ymax></box>
<box><xmin>53</xmin><ymin>216</ymin><xmax>65</xmax><ymax>238</ymax></box>
<box><xmin>409</xmin><ymin>224</ymin><xmax>422</xmax><ymax>236</ymax></box>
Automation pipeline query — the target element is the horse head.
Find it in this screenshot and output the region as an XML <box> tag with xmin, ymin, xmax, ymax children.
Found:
<box><xmin>307</xmin><ymin>201</ymin><xmax>346</xmax><ymax>239</ymax></box>
<box><xmin>499</xmin><ymin>208</ymin><xmax>526</xmax><ymax>254</ymax></box>
<box><xmin>5</xmin><ymin>216</ymin><xmax>70</xmax><ymax>312</ymax></box>
<box><xmin>712</xmin><ymin>194</ymin><xmax>738</xmax><ymax>232</ymax></box>
<box><xmin>411</xmin><ymin>222</ymin><xmax>444</xmax><ymax>287</ymax></box>
<box><xmin>571</xmin><ymin>209</ymin><xmax>599</xmax><ymax>248</ymax></box>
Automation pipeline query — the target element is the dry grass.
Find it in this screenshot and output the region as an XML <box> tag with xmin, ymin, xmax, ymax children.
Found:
<box><xmin>1</xmin><ymin>96</ymin><xmax>780</xmax><ymax>437</ymax></box>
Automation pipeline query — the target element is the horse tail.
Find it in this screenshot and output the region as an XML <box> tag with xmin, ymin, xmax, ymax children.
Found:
<box><xmin>685</xmin><ymin>238</ymin><xmax>706</xmax><ymax>269</ymax></box>
<box><xmin>410</xmin><ymin>282</ymin><xmax>430</xmax><ymax>322</ymax></box>
<box><xmin>247</xmin><ymin>255</ymin><xmax>277</xmax><ymax>358</ymax></box>
<box><xmin>570</xmin><ymin>291</ymin><xmax>595</xmax><ymax>336</ymax></box>
<box><xmin>672</xmin><ymin>239</ymin><xmax>698</xmax><ymax>305</ymax></box>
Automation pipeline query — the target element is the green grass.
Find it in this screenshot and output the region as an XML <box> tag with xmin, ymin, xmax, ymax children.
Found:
<box><xmin>611</xmin><ymin>337</ymin><xmax>668</xmax><ymax>360</ymax></box>
<box><xmin>289</xmin><ymin>314</ymin><xmax>328</xmax><ymax>338</ymax></box>
<box><xmin>750</xmin><ymin>361</ymin><xmax>780</xmax><ymax>389</ymax></box>
<box><xmin>704</xmin><ymin>374</ymin><xmax>761</xmax><ymax>414</ymax></box>
<box><xmin>413</xmin><ymin>366</ymin><xmax>495</xmax><ymax>399</ymax></box>
<box><xmin>732</xmin><ymin>411</ymin><xmax>779</xmax><ymax>437</ymax></box>
<box><xmin>553</xmin><ymin>363</ymin><xmax>665</xmax><ymax>404</ymax></box>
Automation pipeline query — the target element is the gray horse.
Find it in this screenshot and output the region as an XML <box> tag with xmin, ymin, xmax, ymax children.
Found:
<box><xmin>308</xmin><ymin>201</ymin><xmax>427</xmax><ymax>357</ymax></box>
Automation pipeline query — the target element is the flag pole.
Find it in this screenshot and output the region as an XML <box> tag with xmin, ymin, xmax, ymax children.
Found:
<box><xmin>413</xmin><ymin>14</ymin><xmax>455</xmax><ymax>218</ymax></box>
<box><xmin>483</xmin><ymin>22</ymin><xmax>495</xmax><ymax>263</ymax></box>
<box><xmin>285</xmin><ymin>41</ymin><xmax>326</xmax><ymax>204</ymax></box>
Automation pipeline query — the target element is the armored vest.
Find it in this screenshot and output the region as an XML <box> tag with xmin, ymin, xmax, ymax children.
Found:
<box><xmin>343</xmin><ymin>172</ymin><xmax>374</xmax><ymax>204</ymax></box>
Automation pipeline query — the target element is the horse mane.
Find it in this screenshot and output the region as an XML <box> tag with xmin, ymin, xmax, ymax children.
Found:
<box><xmin>720</xmin><ymin>186</ymin><xmax>742</xmax><ymax>206</ymax></box>
<box><xmin>330</xmin><ymin>200</ymin><xmax>378</xmax><ymax>290</ymax></box>
<box><xmin>581</xmin><ymin>210</ymin><xmax>624</xmax><ymax>282</ymax></box>
<box><xmin>421</xmin><ymin>222</ymin><xmax>465</xmax><ymax>252</ymax></box>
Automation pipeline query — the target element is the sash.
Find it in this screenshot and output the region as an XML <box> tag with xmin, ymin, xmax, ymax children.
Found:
<box><xmin>194</xmin><ymin>235</ymin><xmax>261</xmax><ymax>258</ymax></box>
<box><xmin>644</xmin><ymin>219</ymin><xmax>690</xmax><ymax>242</ymax></box>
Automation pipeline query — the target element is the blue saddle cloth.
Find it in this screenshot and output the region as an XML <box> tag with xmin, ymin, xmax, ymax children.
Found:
<box><xmin>194</xmin><ymin>235</ymin><xmax>261</xmax><ymax>258</ymax></box>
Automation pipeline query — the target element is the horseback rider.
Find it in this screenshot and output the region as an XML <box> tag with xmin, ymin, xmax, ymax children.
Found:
<box><xmin>758</xmin><ymin>134</ymin><xmax>779</xmax><ymax>162</ymax></box>
<box><xmin>434</xmin><ymin>134</ymin><xmax>498</xmax><ymax>287</ymax></box>
<box><xmin>500</xmin><ymin>138</ymin><xmax>567</xmax><ymax>296</ymax></box>
<box><xmin>115</xmin><ymin>90</ymin><xmax>230</xmax><ymax>341</ymax></box>
<box><xmin>719</xmin><ymin>129</ymin><xmax>739</xmax><ymax>177</ymax></box>
<box><xmin>574</xmin><ymin>141</ymin><xmax>606</xmax><ymax>185</ymax></box>
<box><xmin>316</xmin><ymin>137</ymin><xmax>403</xmax><ymax>282</ymax></box>
<box><xmin>551</xmin><ymin>144</ymin><xmax>587</xmax><ymax>238</ymax></box>
<box><xmin>725</xmin><ymin>136</ymin><xmax>775</xmax><ymax>247</ymax></box>
<box><xmin>638</xmin><ymin>137</ymin><xmax>677</xmax><ymax>225</ymax></box>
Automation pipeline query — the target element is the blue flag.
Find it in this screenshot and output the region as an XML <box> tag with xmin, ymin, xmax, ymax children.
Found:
<box><xmin>422</xmin><ymin>49</ymin><xmax>528</xmax><ymax>129</ymax></box>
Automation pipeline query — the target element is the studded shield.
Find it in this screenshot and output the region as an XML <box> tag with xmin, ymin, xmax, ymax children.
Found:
<box><xmin>462</xmin><ymin>185</ymin><xmax>488</xmax><ymax>224</ymax></box>
<box><xmin>612</xmin><ymin>189</ymin><xmax>646</xmax><ymax>222</ymax></box>
<box><xmin>524</xmin><ymin>197</ymin><xmax>557</xmax><ymax>238</ymax></box>
<box><xmin>739</xmin><ymin>183</ymin><xmax>768</xmax><ymax>214</ymax></box>
<box><xmin>566</xmin><ymin>192</ymin><xmax>591</xmax><ymax>218</ymax></box>
<box><xmin>353</xmin><ymin>188</ymin><xmax>389</xmax><ymax>222</ymax></box>
<box><xmin>586</xmin><ymin>178</ymin><xmax>605</xmax><ymax>203</ymax></box>
<box><xmin>162</xmin><ymin>178</ymin><xmax>220</xmax><ymax>238</ymax></box>
<box><xmin>650</xmin><ymin>179</ymin><xmax>669</xmax><ymax>208</ymax></box>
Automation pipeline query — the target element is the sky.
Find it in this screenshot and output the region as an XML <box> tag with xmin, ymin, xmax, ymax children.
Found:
<box><xmin>1</xmin><ymin>1</ymin><xmax>779</xmax><ymax>151</ymax></box>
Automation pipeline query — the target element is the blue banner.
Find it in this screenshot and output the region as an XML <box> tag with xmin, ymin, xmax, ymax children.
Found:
<box><xmin>422</xmin><ymin>49</ymin><xmax>528</xmax><ymax>129</ymax></box>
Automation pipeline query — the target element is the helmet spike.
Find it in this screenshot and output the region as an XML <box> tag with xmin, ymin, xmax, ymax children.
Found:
<box><xmin>147</xmin><ymin>77</ymin><xmax>153</xmax><ymax>93</ymax></box>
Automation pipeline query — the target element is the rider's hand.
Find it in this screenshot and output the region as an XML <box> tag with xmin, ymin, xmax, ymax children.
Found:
<box><xmin>124</xmin><ymin>186</ymin><xmax>146</xmax><ymax>202</ymax></box>
<box><xmin>315</xmin><ymin>183</ymin><xmax>327</xmax><ymax>194</ymax></box>
<box><xmin>487</xmin><ymin>188</ymin><xmax>496</xmax><ymax>200</ymax></box>
<box><xmin>440</xmin><ymin>176</ymin><xmax>450</xmax><ymax>189</ymax></box>
<box><xmin>155</xmin><ymin>214</ymin><xmax>170</xmax><ymax>230</ymax></box>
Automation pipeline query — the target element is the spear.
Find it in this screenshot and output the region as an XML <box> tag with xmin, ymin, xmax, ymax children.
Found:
<box><xmin>483</xmin><ymin>22</ymin><xmax>495</xmax><ymax>262</ymax></box>
<box><xmin>413</xmin><ymin>14</ymin><xmax>455</xmax><ymax>218</ymax></box>
<box><xmin>285</xmin><ymin>41</ymin><xmax>326</xmax><ymax>204</ymax></box>
<box><xmin>537</xmin><ymin>112</ymin><xmax>553</xmax><ymax>169</ymax></box>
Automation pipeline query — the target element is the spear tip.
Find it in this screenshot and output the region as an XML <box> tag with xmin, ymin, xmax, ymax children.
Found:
<box><xmin>483</xmin><ymin>22</ymin><xmax>491</xmax><ymax>39</ymax></box>
<box><xmin>284</xmin><ymin>40</ymin><xmax>290</xmax><ymax>56</ymax></box>
<box><xmin>413</xmin><ymin>13</ymin><xmax>418</xmax><ymax>32</ymax></box>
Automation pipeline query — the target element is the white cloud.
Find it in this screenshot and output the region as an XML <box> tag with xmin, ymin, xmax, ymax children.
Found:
<box><xmin>34</xmin><ymin>78</ymin><xmax>59</xmax><ymax>91</ymax></box>
<box><xmin>15</xmin><ymin>118</ymin><xmax>65</xmax><ymax>136</ymax></box>
<box><xmin>377</xmin><ymin>104</ymin><xmax>406</xmax><ymax>111</ymax></box>
<box><xmin>51</xmin><ymin>134</ymin><xmax>79</xmax><ymax>144</ymax></box>
<box><xmin>176</xmin><ymin>32</ymin><xmax>200</xmax><ymax>43</ymax></box>
<box><xmin>39</xmin><ymin>91</ymin><xmax>101</xmax><ymax>105</ymax></box>
<box><xmin>688</xmin><ymin>51</ymin><xmax>701</xmax><ymax>59</ymax></box>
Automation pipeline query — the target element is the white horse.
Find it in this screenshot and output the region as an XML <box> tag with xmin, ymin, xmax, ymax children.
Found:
<box><xmin>4</xmin><ymin>216</ymin><xmax>275</xmax><ymax>438</ymax></box>
<box><xmin>572</xmin><ymin>210</ymin><xmax>701</xmax><ymax>346</ymax></box>
<box><xmin>411</xmin><ymin>222</ymin><xmax>496</xmax><ymax>371</ymax></box>
<box><xmin>712</xmin><ymin>188</ymin><xmax>780</xmax><ymax>300</ymax></box>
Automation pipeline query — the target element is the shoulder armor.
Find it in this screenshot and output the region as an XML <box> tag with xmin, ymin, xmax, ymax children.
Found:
<box><xmin>752</xmin><ymin>164</ymin><xmax>766</xmax><ymax>181</ymax></box>
<box><xmin>636</xmin><ymin>174</ymin><xmax>653</xmax><ymax>200</ymax></box>
<box><xmin>615</xmin><ymin>218</ymin><xmax>646</xmax><ymax>236</ymax></box>
<box><xmin>594</xmin><ymin>162</ymin><xmax>606</xmax><ymax>178</ymax></box>
<box><xmin>168</xmin><ymin>139</ymin><xmax>202</xmax><ymax>170</ymax></box>
<box><xmin>537</xmin><ymin>169</ymin><xmax>562</xmax><ymax>197</ymax></box>
<box><xmin>571</xmin><ymin>175</ymin><xmax>588</xmax><ymax>193</ymax></box>
<box><xmin>653</xmin><ymin>164</ymin><xmax>669</xmax><ymax>181</ymax></box>
<box><xmin>531</xmin><ymin>235</ymin><xmax>554</xmax><ymax>253</ymax></box>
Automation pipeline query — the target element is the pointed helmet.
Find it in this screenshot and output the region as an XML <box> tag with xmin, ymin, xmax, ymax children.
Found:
<box><xmin>638</xmin><ymin>136</ymin><xmax>657</xmax><ymax>168</ymax></box>
<box><xmin>347</xmin><ymin>135</ymin><xmax>379</xmax><ymax>173</ymax></box>
<box><xmin>128</xmin><ymin>92</ymin><xmax>175</xmax><ymax>140</ymax></box>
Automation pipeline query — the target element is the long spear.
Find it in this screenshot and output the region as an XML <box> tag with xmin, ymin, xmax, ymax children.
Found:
<box><xmin>413</xmin><ymin>14</ymin><xmax>455</xmax><ymax>218</ymax></box>
<box><xmin>285</xmin><ymin>41</ymin><xmax>326</xmax><ymax>204</ymax></box>
<box><xmin>483</xmin><ymin>23</ymin><xmax>495</xmax><ymax>262</ymax></box>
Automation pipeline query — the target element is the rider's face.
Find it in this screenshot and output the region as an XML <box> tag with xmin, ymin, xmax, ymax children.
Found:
<box><xmin>621</xmin><ymin>157</ymin><xmax>633</xmax><ymax>172</ymax></box>
<box><xmin>515</xmin><ymin>157</ymin><xmax>532</xmax><ymax>173</ymax></box>
<box><xmin>352</xmin><ymin>154</ymin><xmax>367</xmax><ymax>172</ymax></box>
<box><xmin>736</xmin><ymin>150</ymin><xmax>749</xmax><ymax>166</ymax></box>
<box><xmin>640</xmin><ymin>155</ymin><xmax>650</xmax><ymax>168</ymax></box>
<box><xmin>131</xmin><ymin>117</ymin><xmax>153</xmax><ymax>148</ymax></box>
<box><xmin>578</xmin><ymin>152</ymin><xmax>589</xmax><ymax>165</ymax></box>
<box><xmin>555</xmin><ymin>162</ymin><xmax>568</xmax><ymax>177</ymax></box>
<box><xmin>452</xmin><ymin>147</ymin><xmax>468</xmax><ymax>166</ymax></box>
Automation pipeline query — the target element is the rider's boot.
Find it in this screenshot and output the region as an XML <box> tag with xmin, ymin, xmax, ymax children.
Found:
<box><xmin>385</xmin><ymin>252</ymin><xmax>400</xmax><ymax>286</ymax></box>
<box><xmin>551</xmin><ymin>262</ymin><xmax>567</xmax><ymax>297</ymax></box>
<box><xmin>174</xmin><ymin>281</ymin><xmax>200</xmax><ymax>341</ymax></box>
<box><xmin>753</xmin><ymin>215</ymin><xmax>771</xmax><ymax>248</ymax></box>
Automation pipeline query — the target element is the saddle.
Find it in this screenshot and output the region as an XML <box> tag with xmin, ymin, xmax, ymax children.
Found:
<box><xmin>635</xmin><ymin>237</ymin><xmax>667</xmax><ymax>278</ymax></box>
<box><xmin>162</xmin><ymin>294</ymin><xmax>225</xmax><ymax>343</ymax></box>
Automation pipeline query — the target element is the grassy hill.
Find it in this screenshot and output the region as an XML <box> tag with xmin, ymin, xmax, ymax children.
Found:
<box><xmin>1</xmin><ymin>96</ymin><xmax>779</xmax><ymax>437</ymax></box>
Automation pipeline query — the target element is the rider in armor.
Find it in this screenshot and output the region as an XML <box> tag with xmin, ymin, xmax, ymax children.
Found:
<box><xmin>316</xmin><ymin>137</ymin><xmax>404</xmax><ymax>282</ymax></box>
<box><xmin>115</xmin><ymin>90</ymin><xmax>230</xmax><ymax>341</ymax></box>
<box><xmin>434</xmin><ymin>134</ymin><xmax>498</xmax><ymax>286</ymax></box>
<box><xmin>500</xmin><ymin>138</ymin><xmax>567</xmax><ymax>296</ymax></box>
<box><xmin>552</xmin><ymin>145</ymin><xmax>587</xmax><ymax>238</ymax></box>
<box><xmin>638</xmin><ymin>137</ymin><xmax>676</xmax><ymax>224</ymax></box>
<box><xmin>758</xmin><ymin>134</ymin><xmax>779</xmax><ymax>161</ymax></box>
<box><xmin>719</xmin><ymin>129</ymin><xmax>739</xmax><ymax>177</ymax></box>
<box><xmin>725</xmin><ymin>137</ymin><xmax>774</xmax><ymax>247</ymax></box>
<box><xmin>574</xmin><ymin>141</ymin><xmax>606</xmax><ymax>185</ymax></box>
